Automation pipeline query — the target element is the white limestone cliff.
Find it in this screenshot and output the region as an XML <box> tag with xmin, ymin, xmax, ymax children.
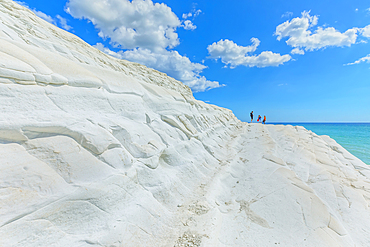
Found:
<box><xmin>1</xmin><ymin>1</ymin><xmax>370</xmax><ymax>246</ymax></box>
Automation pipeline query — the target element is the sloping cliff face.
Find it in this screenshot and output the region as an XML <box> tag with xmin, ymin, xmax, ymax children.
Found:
<box><xmin>1</xmin><ymin>1</ymin><xmax>370</xmax><ymax>246</ymax></box>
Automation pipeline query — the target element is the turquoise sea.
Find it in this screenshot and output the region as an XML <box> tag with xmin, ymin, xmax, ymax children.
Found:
<box><xmin>274</xmin><ymin>123</ymin><xmax>370</xmax><ymax>165</ymax></box>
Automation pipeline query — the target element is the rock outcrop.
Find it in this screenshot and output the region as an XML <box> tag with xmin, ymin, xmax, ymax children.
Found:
<box><xmin>1</xmin><ymin>1</ymin><xmax>370</xmax><ymax>246</ymax></box>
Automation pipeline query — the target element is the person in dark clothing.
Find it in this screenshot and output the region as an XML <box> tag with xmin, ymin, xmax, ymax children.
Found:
<box><xmin>250</xmin><ymin>111</ymin><xmax>253</xmax><ymax>122</ymax></box>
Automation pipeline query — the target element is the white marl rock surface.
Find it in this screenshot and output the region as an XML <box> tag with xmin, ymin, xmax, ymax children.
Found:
<box><xmin>1</xmin><ymin>1</ymin><xmax>370</xmax><ymax>246</ymax></box>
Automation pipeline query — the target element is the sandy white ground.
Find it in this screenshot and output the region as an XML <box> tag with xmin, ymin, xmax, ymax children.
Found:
<box><xmin>1</xmin><ymin>1</ymin><xmax>370</xmax><ymax>246</ymax></box>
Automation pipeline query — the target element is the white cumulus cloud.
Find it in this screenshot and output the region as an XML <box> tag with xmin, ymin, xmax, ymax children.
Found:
<box><xmin>183</xmin><ymin>9</ymin><xmax>201</xmax><ymax>19</ymax></box>
<box><xmin>275</xmin><ymin>11</ymin><xmax>359</xmax><ymax>51</ymax></box>
<box><xmin>207</xmin><ymin>38</ymin><xmax>291</xmax><ymax>68</ymax></box>
<box><xmin>66</xmin><ymin>0</ymin><xmax>181</xmax><ymax>52</ymax></box>
<box><xmin>182</xmin><ymin>12</ymin><xmax>192</xmax><ymax>19</ymax></box>
<box><xmin>67</xmin><ymin>0</ymin><xmax>218</xmax><ymax>92</ymax></box>
<box><xmin>291</xmin><ymin>48</ymin><xmax>305</xmax><ymax>55</ymax></box>
<box><xmin>181</xmin><ymin>8</ymin><xmax>201</xmax><ymax>31</ymax></box>
<box><xmin>345</xmin><ymin>54</ymin><xmax>370</xmax><ymax>65</ymax></box>
<box><xmin>33</xmin><ymin>10</ymin><xmax>56</xmax><ymax>24</ymax></box>
<box><xmin>361</xmin><ymin>24</ymin><xmax>370</xmax><ymax>37</ymax></box>
<box><xmin>94</xmin><ymin>43</ymin><xmax>223</xmax><ymax>92</ymax></box>
<box><xmin>56</xmin><ymin>15</ymin><xmax>72</xmax><ymax>31</ymax></box>
<box><xmin>182</xmin><ymin>20</ymin><xmax>197</xmax><ymax>30</ymax></box>
<box><xmin>281</xmin><ymin>11</ymin><xmax>293</xmax><ymax>18</ymax></box>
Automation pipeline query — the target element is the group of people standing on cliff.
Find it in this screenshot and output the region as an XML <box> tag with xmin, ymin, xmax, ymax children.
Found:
<box><xmin>250</xmin><ymin>111</ymin><xmax>266</xmax><ymax>124</ymax></box>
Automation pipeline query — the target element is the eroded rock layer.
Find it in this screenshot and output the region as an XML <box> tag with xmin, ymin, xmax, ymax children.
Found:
<box><xmin>1</xmin><ymin>1</ymin><xmax>370</xmax><ymax>246</ymax></box>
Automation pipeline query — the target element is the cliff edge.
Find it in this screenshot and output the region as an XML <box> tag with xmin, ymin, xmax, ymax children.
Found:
<box><xmin>1</xmin><ymin>1</ymin><xmax>370</xmax><ymax>246</ymax></box>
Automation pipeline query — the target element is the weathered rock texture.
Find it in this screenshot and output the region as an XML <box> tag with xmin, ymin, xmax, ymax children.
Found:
<box><xmin>1</xmin><ymin>1</ymin><xmax>370</xmax><ymax>246</ymax></box>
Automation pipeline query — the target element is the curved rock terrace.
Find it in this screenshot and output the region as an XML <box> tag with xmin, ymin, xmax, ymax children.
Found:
<box><xmin>1</xmin><ymin>1</ymin><xmax>370</xmax><ymax>246</ymax></box>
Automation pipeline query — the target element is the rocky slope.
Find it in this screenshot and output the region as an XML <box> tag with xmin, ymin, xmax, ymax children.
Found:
<box><xmin>1</xmin><ymin>1</ymin><xmax>370</xmax><ymax>246</ymax></box>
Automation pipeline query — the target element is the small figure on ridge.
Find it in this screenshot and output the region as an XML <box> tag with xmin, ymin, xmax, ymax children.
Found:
<box><xmin>257</xmin><ymin>115</ymin><xmax>262</xmax><ymax>122</ymax></box>
<box><xmin>250</xmin><ymin>111</ymin><xmax>253</xmax><ymax>123</ymax></box>
<box><xmin>263</xmin><ymin>116</ymin><xmax>266</xmax><ymax>124</ymax></box>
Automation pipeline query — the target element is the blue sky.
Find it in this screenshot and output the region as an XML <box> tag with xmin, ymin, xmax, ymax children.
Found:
<box><xmin>15</xmin><ymin>0</ymin><xmax>370</xmax><ymax>122</ymax></box>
